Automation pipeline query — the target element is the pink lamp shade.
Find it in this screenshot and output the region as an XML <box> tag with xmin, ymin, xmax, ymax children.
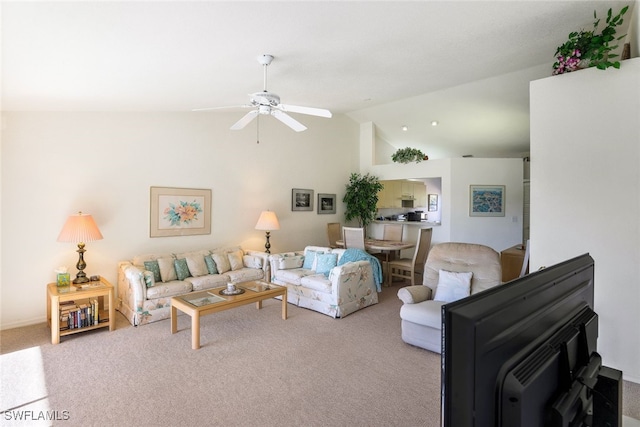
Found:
<box><xmin>57</xmin><ymin>212</ymin><xmax>103</xmax><ymax>284</ymax></box>
<box><xmin>57</xmin><ymin>212</ymin><xmax>103</xmax><ymax>243</ymax></box>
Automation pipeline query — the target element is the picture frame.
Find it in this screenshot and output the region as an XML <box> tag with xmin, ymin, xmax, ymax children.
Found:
<box><xmin>317</xmin><ymin>193</ymin><xmax>336</xmax><ymax>214</ymax></box>
<box><xmin>150</xmin><ymin>186</ymin><xmax>212</xmax><ymax>237</ymax></box>
<box><xmin>469</xmin><ymin>185</ymin><xmax>505</xmax><ymax>217</ymax></box>
<box><xmin>428</xmin><ymin>194</ymin><xmax>438</xmax><ymax>212</ymax></box>
<box><xmin>291</xmin><ymin>188</ymin><xmax>314</xmax><ymax>211</ymax></box>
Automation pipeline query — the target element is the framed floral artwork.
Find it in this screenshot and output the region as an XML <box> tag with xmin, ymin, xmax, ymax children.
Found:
<box><xmin>150</xmin><ymin>187</ymin><xmax>211</xmax><ymax>237</ymax></box>
<box><xmin>291</xmin><ymin>188</ymin><xmax>314</xmax><ymax>211</ymax></box>
<box><xmin>469</xmin><ymin>185</ymin><xmax>505</xmax><ymax>217</ymax></box>
<box><xmin>317</xmin><ymin>193</ymin><xmax>336</xmax><ymax>214</ymax></box>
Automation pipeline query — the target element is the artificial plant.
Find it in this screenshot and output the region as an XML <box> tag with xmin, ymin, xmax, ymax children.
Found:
<box><xmin>343</xmin><ymin>173</ymin><xmax>384</xmax><ymax>229</ymax></box>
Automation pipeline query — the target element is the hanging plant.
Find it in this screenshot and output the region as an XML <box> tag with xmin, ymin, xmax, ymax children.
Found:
<box><xmin>391</xmin><ymin>147</ymin><xmax>427</xmax><ymax>164</ymax></box>
<box><xmin>552</xmin><ymin>6</ymin><xmax>629</xmax><ymax>75</ymax></box>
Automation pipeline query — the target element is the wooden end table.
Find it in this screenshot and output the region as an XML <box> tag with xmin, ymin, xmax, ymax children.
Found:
<box><xmin>46</xmin><ymin>278</ymin><xmax>115</xmax><ymax>344</ymax></box>
<box><xmin>171</xmin><ymin>281</ymin><xmax>287</xmax><ymax>350</ymax></box>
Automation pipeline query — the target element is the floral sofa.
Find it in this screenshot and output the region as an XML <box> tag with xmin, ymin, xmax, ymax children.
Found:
<box><xmin>268</xmin><ymin>246</ymin><xmax>380</xmax><ymax>318</ymax></box>
<box><xmin>117</xmin><ymin>246</ymin><xmax>268</xmax><ymax>326</ymax></box>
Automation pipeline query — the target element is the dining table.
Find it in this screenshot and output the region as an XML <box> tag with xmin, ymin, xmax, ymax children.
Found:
<box><xmin>334</xmin><ymin>239</ymin><xmax>416</xmax><ymax>286</ymax></box>
<box><xmin>335</xmin><ymin>238</ymin><xmax>415</xmax><ymax>253</ymax></box>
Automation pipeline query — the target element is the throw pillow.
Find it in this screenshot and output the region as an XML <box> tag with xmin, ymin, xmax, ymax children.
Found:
<box><xmin>243</xmin><ymin>255</ymin><xmax>263</xmax><ymax>269</ymax></box>
<box><xmin>142</xmin><ymin>270</ymin><xmax>155</xmax><ymax>288</ymax></box>
<box><xmin>397</xmin><ymin>286</ymin><xmax>431</xmax><ymax>304</ymax></box>
<box><xmin>211</xmin><ymin>253</ymin><xmax>231</xmax><ymax>274</ymax></box>
<box><xmin>204</xmin><ymin>255</ymin><xmax>218</xmax><ymax>275</ymax></box>
<box><xmin>278</xmin><ymin>255</ymin><xmax>304</xmax><ymax>270</ymax></box>
<box><xmin>143</xmin><ymin>260</ymin><xmax>161</xmax><ymax>283</ymax></box>
<box><xmin>157</xmin><ymin>257</ymin><xmax>178</xmax><ymax>282</ymax></box>
<box><xmin>315</xmin><ymin>253</ymin><xmax>338</xmax><ymax>277</ymax></box>
<box><xmin>302</xmin><ymin>250</ymin><xmax>322</xmax><ymax>270</ymax></box>
<box><xmin>184</xmin><ymin>253</ymin><xmax>208</xmax><ymax>277</ymax></box>
<box><xmin>174</xmin><ymin>258</ymin><xmax>191</xmax><ymax>281</ymax></box>
<box><xmin>228</xmin><ymin>250</ymin><xmax>244</xmax><ymax>271</ymax></box>
<box><xmin>433</xmin><ymin>270</ymin><xmax>473</xmax><ymax>303</ymax></box>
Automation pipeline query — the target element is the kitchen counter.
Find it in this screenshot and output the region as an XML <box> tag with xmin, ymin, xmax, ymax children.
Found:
<box><xmin>373</xmin><ymin>220</ymin><xmax>441</xmax><ymax>226</ymax></box>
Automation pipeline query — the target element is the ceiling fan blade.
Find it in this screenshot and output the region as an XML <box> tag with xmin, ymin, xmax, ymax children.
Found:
<box><xmin>192</xmin><ymin>105</ymin><xmax>251</xmax><ymax>112</ymax></box>
<box><xmin>230</xmin><ymin>110</ymin><xmax>259</xmax><ymax>130</ymax></box>
<box><xmin>278</xmin><ymin>104</ymin><xmax>332</xmax><ymax>118</ymax></box>
<box><xmin>271</xmin><ymin>110</ymin><xmax>307</xmax><ymax>132</ymax></box>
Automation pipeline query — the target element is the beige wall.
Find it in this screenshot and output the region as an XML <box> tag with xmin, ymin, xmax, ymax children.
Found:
<box><xmin>530</xmin><ymin>58</ymin><xmax>640</xmax><ymax>382</ymax></box>
<box><xmin>0</xmin><ymin>111</ymin><xmax>359</xmax><ymax>328</ymax></box>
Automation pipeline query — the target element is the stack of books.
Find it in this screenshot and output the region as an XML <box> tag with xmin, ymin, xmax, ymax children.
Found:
<box><xmin>59</xmin><ymin>300</ymin><xmax>100</xmax><ymax>330</ymax></box>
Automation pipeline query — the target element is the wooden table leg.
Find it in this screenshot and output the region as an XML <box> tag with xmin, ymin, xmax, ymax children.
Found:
<box><xmin>108</xmin><ymin>289</ymin><xmax>115</xmax><ymax>331</ymax></box>
<box><xmin>51</xmin><ymin>294</ymin><xmax>60</xmax><ymax>345</ymax></box>
<box><xmin>281</xmin><ymin>290</ymin><xmax>288</xmax><ymax>320</ymax></box>
<box><xmin>171</xmin><ymin>305</ymin><xmax>178</xmax><ymax>334</ymax></box>
<box><xmin>256</xmin><ymin>300</ymin><xmax>262</xmax><ymax>310</ymax></box>
<box><xmin>192</xmin><ymin>313</ymin><xmax>200</xmax><ymax>350</ymax></box>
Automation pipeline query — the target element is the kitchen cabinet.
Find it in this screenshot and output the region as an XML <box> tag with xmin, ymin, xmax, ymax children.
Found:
<box><xmin>413</xmin><ymin>182</ymin><xmax>427</xmax><ymax>207</ymax></box>
<box><xmin>377</xmin><ymin>180</ymin><xmax>402</xmax><ymax>208</ymax></box>
<box><xmin>378</xmin><ymin>180</ymin><xmax>427</xmax><ymax>208</ymax></box>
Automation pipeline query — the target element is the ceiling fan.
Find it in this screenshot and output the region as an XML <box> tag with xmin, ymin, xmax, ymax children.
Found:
<box><xmin>194</xmin><ymin>54</ymin><xmax>332</xmax><ymax>132</ymax></box>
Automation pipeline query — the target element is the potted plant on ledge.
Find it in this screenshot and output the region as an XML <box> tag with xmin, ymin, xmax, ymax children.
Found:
<box><xmin>552</xmin><ymin>5</ymin><xmax>629</xmax><ymax>75</ymax></box>
<box><xmin>391</xmin><ymin>147</ymin><xmax>427</xmax><ymax>164</ymax></box>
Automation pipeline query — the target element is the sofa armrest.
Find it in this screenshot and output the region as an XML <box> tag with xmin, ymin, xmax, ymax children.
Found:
<box><xmin>117</xmin><ymin>262</ymin><xmax>147</xmax><ymax>310</ymax></box>
<box><xmin>397</xmin><ymin>285</ymin><xmax>432</xmax><ymax>304</ymax></box>
<box><xmin>244</xmin><ymin>250</ymin><xmax>270</xmax><ymax>273</ymax></box>
<box><xmin>329</xmin><ymin>260</ymin><xmax>376</xmax><ymax>302</ymax></box>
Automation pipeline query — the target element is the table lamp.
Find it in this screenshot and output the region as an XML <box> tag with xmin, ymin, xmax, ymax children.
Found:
<box><xmin>255</xmin><ymin>210</ymin><xmax>280</xmax><ymax>253</ymax></box>
<box><xmin>57</xmin><ymin>212</ymin><xmax>103</xmax><ymax>284</ymax></box>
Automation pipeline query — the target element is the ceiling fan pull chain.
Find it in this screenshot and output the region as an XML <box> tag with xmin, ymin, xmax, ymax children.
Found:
<box><xmin>256</xmin><ymin>115</ymin><xmax>260</xmax><ymax>144</ymax></box>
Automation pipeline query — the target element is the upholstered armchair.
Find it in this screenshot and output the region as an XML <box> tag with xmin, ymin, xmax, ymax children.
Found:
<box><xmin>396</xmin><ymin>242</ymin><xmax>502</xmax><ymax>353</ymax></box>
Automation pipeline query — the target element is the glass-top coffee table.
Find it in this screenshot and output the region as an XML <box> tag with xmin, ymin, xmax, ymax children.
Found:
<box><xmin>170</xmin><ymin>281</ymin><xmax>287</xmax><ymax>349</ymax></box>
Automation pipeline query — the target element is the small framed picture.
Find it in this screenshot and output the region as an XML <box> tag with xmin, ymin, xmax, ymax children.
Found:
<box><xmin>469</xmin><ymin>185</ymin><xmax>505</xmax><ymax>217</ymax></box>
<box><xmin>317</xmin><ymin>193</ymin><xmax>336</xmax><ymax>214</ymax></box>
<box><xmin>292</xmin><ymin>188</ymin><xmax>314</xmax><ymax>211</ymax></box>
<box><xmin>428</xmin><ymin>194</ymin><xmax>438</xmax><ymax>212</ymax></box>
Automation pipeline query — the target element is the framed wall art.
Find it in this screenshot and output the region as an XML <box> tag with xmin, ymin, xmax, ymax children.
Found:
<box><xmin>469</xmin><ymin>185</ymin><xmax>505</xmax><ymax>217</ymax></box>
<box><xmin>317</xmin><ymin>193</ymin><xmax>336</xmax><ymax>214</ymax></box>
<box><xmin>150</xmin><ymin>186</ymin><xmax>211</xmax><ymax>237</ymax></box>
<box><xmin>428</xmin><ymin>194</ymin><xmax>438</xmax><ymax>212</ymax></box>
<box><xmin>291</xmin><ymin>188</ymin><xmax>314</xmax><ymax>211</ymax></box>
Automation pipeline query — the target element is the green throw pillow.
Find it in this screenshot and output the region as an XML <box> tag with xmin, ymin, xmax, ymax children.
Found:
<box><xmin>143</xmin><ymin>260</ymin><xmax>161</xmax><ymax>282</ymax></box>
<box><xmin>204</xmin><ymin>255</ymin><xmax>218</xmax><ymax>275</ymax></box>
<box><xmin>174</xmin><ymin>258</ymin><xmax>191</xmax><ymax>280</ymax></box>
<box><xmin>142</xmin><ymin>270</ymin><xmax>155</xmax><ymax>288</ymax></box>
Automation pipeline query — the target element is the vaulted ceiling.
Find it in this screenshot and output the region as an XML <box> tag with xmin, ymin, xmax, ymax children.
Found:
<box><xmin>1</xmin><ymin>1</ymin><xmax>633</xmax><ymax>158</ymax></box>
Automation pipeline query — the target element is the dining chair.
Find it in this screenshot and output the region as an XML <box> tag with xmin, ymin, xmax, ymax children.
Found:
<box><xmin>326</xmin><ymin>222</ymin><xmax>342</xmax><ymax>249</ymax></box>
<box><xmin>388</xmin><ymin>227</ymin><xmax>433</xmax><ymax>286</ymax></box>
<box><xmin>342</xmin><ymin>227</ymin><xmax>366</xmax><ymax>250</ymax></box>
<box><xmin>373</xmin><ymin>223</ymin><xmax>404</xmax><ymax>263</ymax></box>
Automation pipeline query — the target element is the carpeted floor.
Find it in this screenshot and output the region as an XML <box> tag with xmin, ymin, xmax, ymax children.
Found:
<box><xmin>1</xmin><ymin>286</ymin><xmax>638</xmax><ymax>427</ymax></box>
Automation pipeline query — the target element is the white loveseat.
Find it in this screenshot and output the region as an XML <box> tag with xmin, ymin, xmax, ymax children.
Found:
<box><xmin>117</xmin><ymin>246</ymin><xmax>268</xmax><ymax>326</ymax></box>
<box><xmin>397</xmin><ymin>242</ymin><xmax>502</xmax><ymax>352</ymax></box>
<box><xmin>268</xmin><ymin>246</ymin><xmax>380</xmax><ymax>318</ymax></box>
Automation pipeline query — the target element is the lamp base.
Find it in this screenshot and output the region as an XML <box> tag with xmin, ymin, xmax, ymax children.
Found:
<box><xmin>73</xmin><ymin>273</ymin><xmax>90</xmax><ymax>284</ymax></box>
<box><xmin>264</xmin><ymin>231</ymin><xmax>271</xmax><ymax>254</ymax></box>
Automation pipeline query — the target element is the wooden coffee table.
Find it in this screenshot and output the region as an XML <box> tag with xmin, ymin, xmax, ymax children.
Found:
<box><xmin>170</xmin><ymin>281</ymin><xmax>287</xmax><ymax>349</ymax></box>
